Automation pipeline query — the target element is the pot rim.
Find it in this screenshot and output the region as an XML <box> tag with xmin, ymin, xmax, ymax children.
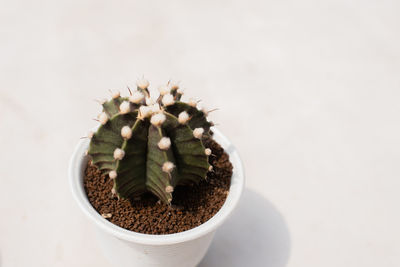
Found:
<box><xmin>68</xmin><ymin>127</ymin><xmax>245</xmax><ymax>245</ymax></box>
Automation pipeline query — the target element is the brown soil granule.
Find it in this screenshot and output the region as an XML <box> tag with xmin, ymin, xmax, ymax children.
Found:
<box><xmin>84</xmin><ymin>138</ymin><xmax>232</xmax><ymax>234</ymax></box>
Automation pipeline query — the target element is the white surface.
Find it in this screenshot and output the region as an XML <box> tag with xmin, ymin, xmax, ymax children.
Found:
<box><xmin>1</xmin><ymin>0</ymin><xmax>399</xmax><ymax>266</ymax></box>
<box><xmin>68</xmin><ymin>129</ymin><xmax>243</xmax><ymax>267</ymax></box>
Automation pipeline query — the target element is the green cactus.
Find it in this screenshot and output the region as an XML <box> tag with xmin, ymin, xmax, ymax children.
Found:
<box><xmin>87</xmin><ymin>80</ymin><xmax>214</xmax><ymax>204</ymax></box>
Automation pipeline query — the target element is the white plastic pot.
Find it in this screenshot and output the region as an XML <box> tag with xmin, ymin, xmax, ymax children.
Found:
<box><xmin>69</xmin><ymin>128</ymin><xmax>245</xmax><ymax>267</ymax></box>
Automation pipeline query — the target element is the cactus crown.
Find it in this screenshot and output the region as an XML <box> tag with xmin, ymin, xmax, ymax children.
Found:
<box><xmin>88</xmin><ymin>80</ymin><xmax>213</xmax><ymax>204</ymax></box>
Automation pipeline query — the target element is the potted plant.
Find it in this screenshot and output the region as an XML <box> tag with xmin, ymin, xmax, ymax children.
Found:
<box><xmin>69</xmin><ymin>79</ymin><xmax>245</xmax><ymax>267</ymax></box>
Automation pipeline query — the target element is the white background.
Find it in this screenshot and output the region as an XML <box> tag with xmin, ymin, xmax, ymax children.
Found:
<box><xmin>1</xmin><ymin>0</ymin><xmax>399</xmax><ymax>266</ymax></box>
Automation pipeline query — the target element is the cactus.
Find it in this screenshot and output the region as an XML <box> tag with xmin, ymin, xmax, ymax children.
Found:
<box><xmin>87</xmin><ymin>80</ymin><xmax>214</xmax><ymax>204</ymax></box>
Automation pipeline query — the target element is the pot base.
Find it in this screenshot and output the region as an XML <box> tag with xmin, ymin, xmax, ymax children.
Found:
<box><xmin>96</xmin><ymin>227</ymin><xmax>215</xmax><ymax>267</ymax></box>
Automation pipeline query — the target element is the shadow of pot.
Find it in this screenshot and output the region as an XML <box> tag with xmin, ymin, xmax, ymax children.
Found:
<box><xmin>199</xmin><ymin>189</ymin><xmax>291</xmax><ymax>267</ymax></box>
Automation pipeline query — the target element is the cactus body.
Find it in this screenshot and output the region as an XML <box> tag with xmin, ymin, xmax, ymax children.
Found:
<box><xmin>88</xmin><ymin>82</ymin><xmax>213</xmax><ymax>204</ymax></box>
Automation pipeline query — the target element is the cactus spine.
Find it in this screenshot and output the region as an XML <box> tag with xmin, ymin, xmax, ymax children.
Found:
<box><xmin>88</xmin><ymin>80</ymin><xmax>213</xmax><ymax>204</ymax></box>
